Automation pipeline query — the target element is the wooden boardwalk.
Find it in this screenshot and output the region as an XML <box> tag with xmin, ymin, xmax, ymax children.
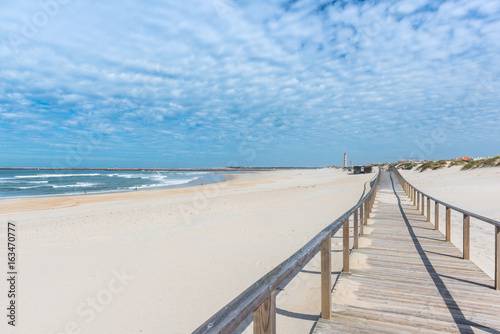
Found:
<box><xmin>314</xmin><ymin>172</ymin><xmax>500</xmax><ymax>334</ymax></box>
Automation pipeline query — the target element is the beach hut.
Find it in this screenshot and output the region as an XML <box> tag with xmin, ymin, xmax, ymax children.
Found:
<box><xmin>353</xmin><ymin>165</ymin><xmax>372</xmax><ymax>174</ymax></box>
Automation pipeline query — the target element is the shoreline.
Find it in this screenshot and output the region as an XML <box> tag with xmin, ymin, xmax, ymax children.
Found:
<box><xmin>0</xmin><ymin>171</ymin><xmax>231</xmax><ymax>203</ymax></box>
<box><xmin>0</xmin><ymin>172</ymin><xmax>239</xmax><ymax>214</ymax></box>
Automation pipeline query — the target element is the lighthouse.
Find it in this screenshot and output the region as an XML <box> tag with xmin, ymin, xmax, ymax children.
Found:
<box><xmin>344</xmin><ymin>152</ymin><xmax>347</xmax><ymax>168</ymax></box>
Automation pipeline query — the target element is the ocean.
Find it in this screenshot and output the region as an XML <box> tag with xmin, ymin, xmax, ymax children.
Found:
<box><xmin>0</xmin><ymin>170</ymin><xmax>226</xmax><ymax>199</ymax></box>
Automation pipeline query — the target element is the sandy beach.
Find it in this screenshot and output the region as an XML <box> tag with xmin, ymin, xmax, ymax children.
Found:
<box><xmin>0</xmin><ymin>168</ymin><xmax>374</xmax><ymax>334</ymax></box>
<box><xmin>399</xmin><ymin>166</ymin><xmax>500</xmax><ymax>279</ymax></box>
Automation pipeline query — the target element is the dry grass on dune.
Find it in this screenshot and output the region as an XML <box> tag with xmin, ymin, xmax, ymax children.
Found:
<box><xmin>390</xmin><ymin>155</ymin><xmax>500</xmax><ymax>172</ymax></box>
<box><xmin>462</xmin><ymin>155</ymin><xmax>500</xmax><ymax>169</ymax></box>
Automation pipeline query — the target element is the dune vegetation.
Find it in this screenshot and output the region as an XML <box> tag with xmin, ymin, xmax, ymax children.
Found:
<box><xmin>462</xmin><ymin>155</ymin><xmax>500</xmax><ymax>169</ymax></box>
<box><xmin>390</xmin><ymin>156</ymin><xmax>500</xmax><ymax>172</ymax></box>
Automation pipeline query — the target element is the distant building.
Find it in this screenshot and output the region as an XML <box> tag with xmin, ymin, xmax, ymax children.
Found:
<box><xmin>353</xmin><ymin>165</ymin><xmax>372</xmax><ymax>174</ymax></box>
<box><xmin>454</xmin><ymin>157</ymin><xmax>472</xmax><ymax>161</ymax></box>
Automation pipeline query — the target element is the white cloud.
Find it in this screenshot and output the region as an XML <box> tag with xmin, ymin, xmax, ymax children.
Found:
<box><xmin>0</xmin><ymin>0</ymin><xmax>499</xmax><ymax>166</ymax></box>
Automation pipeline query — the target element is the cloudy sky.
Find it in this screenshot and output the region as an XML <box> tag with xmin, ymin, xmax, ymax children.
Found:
<box><xmin>0</xmin><ymin>0</ymin><xmax>499</xmax><ymax>168</ymax></box>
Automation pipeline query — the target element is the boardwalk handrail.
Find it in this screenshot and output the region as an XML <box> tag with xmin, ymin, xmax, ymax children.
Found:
<box><xmin>392</xmin><ymin>167</ymin><xmax>500</xmax><ymax>290</ymax></box>
<box><xmin>193</xmin><ymin>169</ymin><xmax>381</xmax><ymax>334</ymax></box>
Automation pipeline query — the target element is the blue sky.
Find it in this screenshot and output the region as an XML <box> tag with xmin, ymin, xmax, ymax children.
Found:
<box><xmin>0</xmin><ymin>0</ymin><xmax>499</xmax><ymax>168</ymax></box>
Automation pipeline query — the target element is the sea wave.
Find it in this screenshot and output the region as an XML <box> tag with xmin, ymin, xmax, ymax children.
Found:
<box><xmin>16</xmin><ymin>185</ymin><xmax>47</xmax><ymax>190</ymax></box>
<box><xmin>107</xmin><ymin>174</ymin><xmax>140</xmax><ymax>179</ymax></box>
<box><xmin>15</xmin><ymin>173</ymin><xmax>101</xmax><ymax>179</ymax></box>
<box><xmin>52</xmin><ymin>182</ymin><xmax>98</xmax><ymax>188</ymax></box>
<box><xmin>132</xmin><ymin>178</ymin><xmax>196</xmax><ymax>190</ymax></box>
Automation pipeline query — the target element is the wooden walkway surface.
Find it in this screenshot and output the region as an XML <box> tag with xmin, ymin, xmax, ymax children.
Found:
<box><xmin>314</xmin><ymin>172</ymin><xmax>500</xmax><ymax>334</ymax></box>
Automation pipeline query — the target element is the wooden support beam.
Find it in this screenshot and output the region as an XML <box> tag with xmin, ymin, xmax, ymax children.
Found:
<box><xmin>253</xmin><ymin>290</ymin><xmax>276</xmax><ymax>334</ymax></box>
<box><xmin>364</xmin><ymin>201</ymin><xmax>368</xmax><ymax>225</ymax></box>
<box><xmin>463</xmin><ymin>214</ymin><xmax>470</xmax><ymax>260</ymax></box>
<box><xmin>321</xmin><ymin>234</ymin><xmax>332</xmax><ymax>319</ymax></box>
<box><xmin>496</xmin><ymin>226</ymin><xmax>500</xmax><ymax>290</ymax></box>
<box><xmin>367</xmin><ymin>194</ymin><xmax>371</xmax><ymax>218</ymax></box>
<box><xmin>354</xmin><ymin>210</ymin><xmax>359</xmax><ymax>249</ymax></box>
<box><xmin>446</xmin><ymin>207</ymin><xmax>451</xmax><ymax>242</ymax></box>
<box><xmin>343</xmin><ymin>219</ymin><xmax>350</xmax><ymax>273</ymax></box>
<box><xmin>360</xmin><ymin>205</ymin><xmax>364</xmax><ymax>235</ymax></box>
<box><xmin>435</xmin><ymin>202</ymin><xmax>439</xmax><ymax>231</ymax></box>
<box><xmin>421</xmin><ymin>195</ymin><xmax>425</xmax><ymax>215</ymax></box>
<box><xmin>427</xmin><ymin>197</ymin><xmax>431</xmax><ymax>222</ymax></box>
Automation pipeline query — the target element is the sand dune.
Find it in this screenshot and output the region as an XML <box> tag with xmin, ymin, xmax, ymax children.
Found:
<box><xmin>0</xmin><ymin>168</ymin><xmax>374</xmax><ymax>334</ymax></box>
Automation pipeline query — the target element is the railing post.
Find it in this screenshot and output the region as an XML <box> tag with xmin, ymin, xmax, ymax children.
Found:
<box><xmin>427</xmin><ymin>197</ymin><xmax>431</xmax><ymax>222</ymax></box>
<box><xmin>435</xmin><ymin>202</ymin><xmax>439</xmax><ymax>231</ymax></box>
<box><xmin>372</xmin><ymin>189</ymin><xmax>376</xmax><ymax>210</ymax></box>
<box><xmin>367</xmin><ymin>195</ymin><xmax>371</xmax><ymax>218</ymax></box>
<box><xmin>354</xmin><ymin>210</ymin><xmax>359</xmax><ymax>249</ymax></box>
<box><xmin>417</xmin><ymin>192</ymin><xmax>420</xmax><ymax>210</ymax></box>
<box><xmin>320</xmin><ymin>233</ymin><xmax>331</xmax><ymax>319</ymax></box>
<box><xmin>446</xmin><ymin>207</ymin><xmax>451</xmax><ymax>242</ymax></box>
<box><xmin>253</xmin><ymin>290</ymin><xmax>276</xmax><ymax>334</ymax></box>
<box><xmin>496</xmin><ymin>226</ymin><xmax>499</xmax><ymax>290</ymax></box>
<box><xmin>463</xmin><ymin>214</ymin><xmax>470</xmax><ymax>260</ymax></box>
<box><xmin>364</xmin><ymin>201</ymin><xmax>368</xmax><ymax>225</ymax></box>
<box><xmin>359</xmin><ymin>205</ymin><xmax>364</xmax><ymax>235</ymax></box>
<box><xmin>421</xmin><ymin>194</ymin><xmax>425</xmax><ymax>215</ymax></box>
<box><xmin>343</xmin><ymin>218</ymin><xmax>350</xmax><ymax>273</ymax></box>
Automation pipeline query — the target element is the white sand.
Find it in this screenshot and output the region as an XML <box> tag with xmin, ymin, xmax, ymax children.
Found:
<box><xmin>0</xmin><ymin>168</ymin><xmax>374</xmax><ymax>334</ymax></box>
<box><xmin>400</xmin><ymin>166</ymin><xmax>500</xmax><ymax>279</ymax></box>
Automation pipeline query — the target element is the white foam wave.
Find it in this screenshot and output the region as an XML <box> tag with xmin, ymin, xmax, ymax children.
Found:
<box><xmin>15</xmin><ymin>173</ymin><xmax>100</xmax><ymax>179</ymax></box>
<box><xmin>52</xmin><ymin>182</ymin><xmax>97</xmax><ymax>188</ymax></box>
<box><xmin>16</xmin><ymin>185</ymin><xmax>46</xmax><ymax>190</ymax></box>
<box><xmin>132</xmin><ymin>178</ymin><xmax>196</xmax><ymax>190</ymax></box>
<box><xmin>108</xmin><ymin>174</ymin><xmax>138</xmax><ymax>179</ymax></box>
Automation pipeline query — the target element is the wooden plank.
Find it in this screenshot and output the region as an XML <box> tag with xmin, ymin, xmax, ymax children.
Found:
<box><xmin>253</xmin><ymin>290</ymin><xmax>276</xmax><ymax>334</ymax></box>
<box><xmin>314</xmin><ymin>317</ymin><xmax>407</xmax><ymax>334</ymax></box>
<box><xmin>321</xmin><ymin>233</ymin><xmax>332</xmax><ymax>319</ymax></box>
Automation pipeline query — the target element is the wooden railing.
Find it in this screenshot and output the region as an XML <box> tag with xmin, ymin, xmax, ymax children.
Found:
<box><xmin>392</xmin><ymin>167</ymin><xmax>500</xmax><ymax>290</ymax></box>
<box><xmin>192</xmin><ymin>169</ymin><xmax>381</xmax><ymax>334</ymax></box>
